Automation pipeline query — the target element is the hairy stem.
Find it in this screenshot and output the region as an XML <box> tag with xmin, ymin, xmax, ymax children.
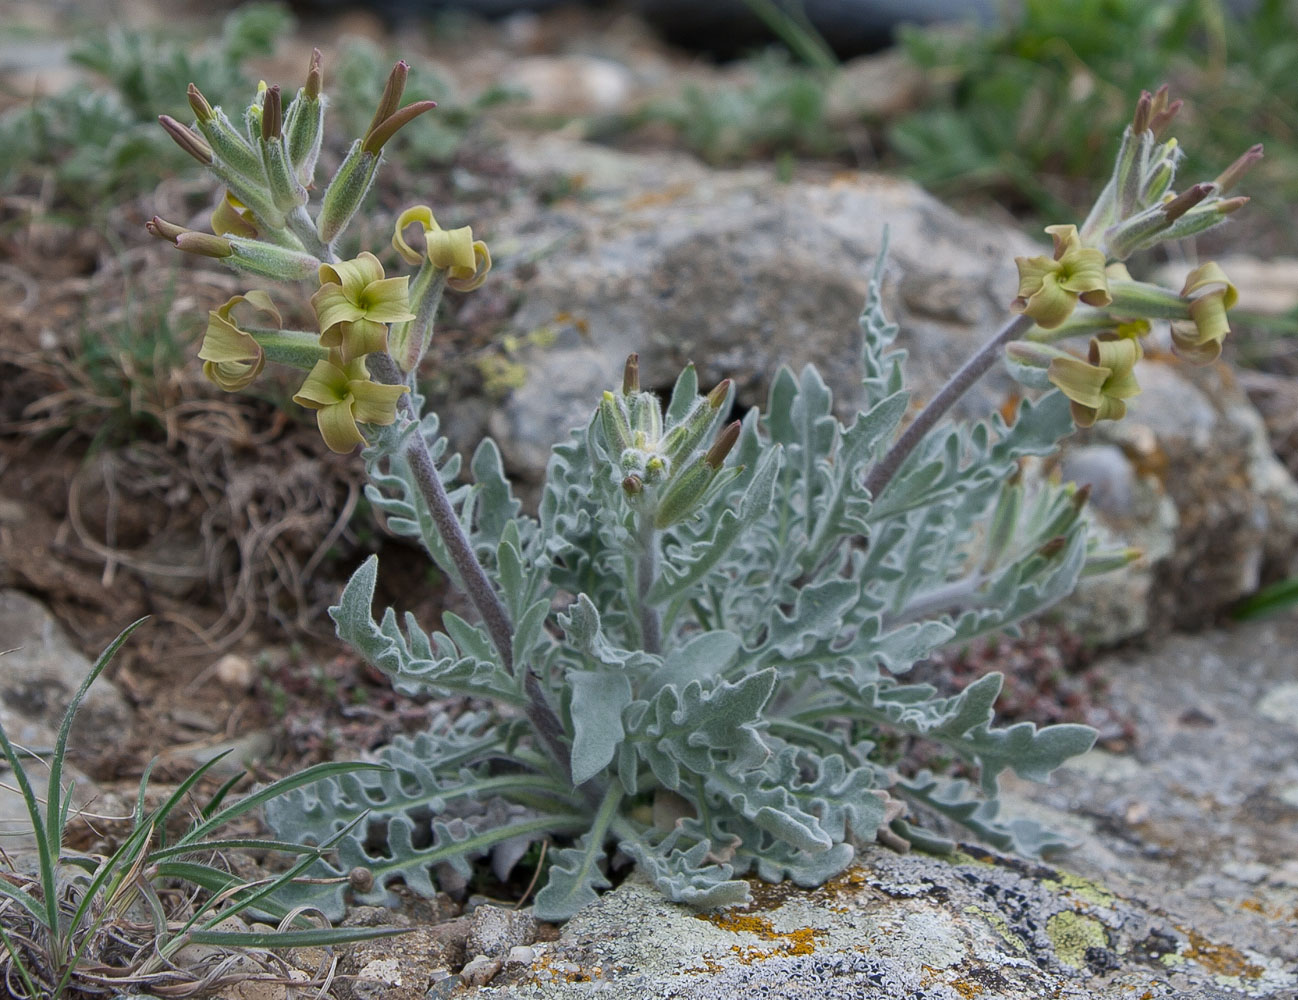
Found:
<box><xmin>366</xmin><ymin>351</ymin><xmax>572</xmax><ymax>775</ymax></box>
<box><xmin>285</xmin><ymin>204</ymin><xmax>335</xmax><ymax>263</ymax></box>
<box><xmin>863</xmin><ymin>312</ymin><xmax>1033</xmax><ymax>502</ymax></box>
<box><xmin>637</xmin><ymin>514</ymin><xmax>662</xmax><ymax>656</ymax></box>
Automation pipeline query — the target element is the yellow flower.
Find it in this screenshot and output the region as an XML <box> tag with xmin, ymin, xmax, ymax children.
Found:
<box><xmin>310</xmin><ymin>252</ymin><xmax>416</xmax><ymax>363</ymax></box>
<box><xmin>1170</xmin><ymin>262</ymin><xmax>1238</xmax><ymax>365</ymax></box>
<box><xmin>211</xmin><ymin>191</ymin><xmax>258</xmax><ymax>239</ymax></box>
<box><xmin>1047</xmin><ymin>336</ymin><xmax>1142</xmax><ymax>427</ymax></box>
<box><xmin>197</xmin><ymin>290</ymin><xmax>280</xmax><ymax>391</ymax></box>
<box><xmin>292</xmin><ymin>352</ymin><xmax>409</xmax><ymax>453</ymax></box>
<box><xmin>1013</xmin><ymin>224</ymin><xmax>1112</xmax><ymax>329</ymax></box>
<box><xmin>393</xmin><ymin>205</ymin><xmax>492</xmax><ymax>292</ymax></box>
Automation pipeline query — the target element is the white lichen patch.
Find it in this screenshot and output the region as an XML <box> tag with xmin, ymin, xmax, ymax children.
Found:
<box><xmin>1256</xmin><ymin>682</ymin><xmax>1298</xmax><ymax>728</ymax></box>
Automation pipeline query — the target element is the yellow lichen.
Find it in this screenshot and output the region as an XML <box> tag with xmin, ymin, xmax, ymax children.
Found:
<box><xmin>1045</xmin><ymin>910</ymin><xmax>1108</xmax><ymax>970</ymax></box>
<box><xmin>696</xmin><ymin>908</ymin><xmax>827</xmax><ymax>964</ymax></box>
<box><xmin>963</xmin><ymin>905</ymin><xmax>1029</xmax><ymax>955</ymax></box>
<box><xmin>1177</xmin><ymin>926</ymin><xmax>1264</xmax><ymax>980</ymax></box>
<box><xmin>1044</xmin><ymin>871</ymin><xmax>1118</xmax><ymax>909</ymax></box>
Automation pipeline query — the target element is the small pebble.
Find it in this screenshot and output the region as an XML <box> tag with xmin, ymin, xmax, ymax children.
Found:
<box><xmin>214</xmin><ymin>653</ymin><xmax>254</xmax><ymax>690</ymax></box>
<box><xmin>459</xmin><ymin>954</ymin><xmax>502</xmax><ymax>988</ymax></box>
<box><xmin>506</xmin><ymin>945</ymin><xmax>535</xmax><ymax>965</ymax></box>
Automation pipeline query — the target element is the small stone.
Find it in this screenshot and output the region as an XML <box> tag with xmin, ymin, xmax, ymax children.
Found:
<box><xmin>465</xmin><ymin>904</ymin><xmax>537</xmax><ymax>959</ymax></box>
<box><xmin>1256</xmin><ymin>682</ymin><xmax>1298</xmax><ymax>729</ymax></box>
<box><xmin>506</xmin><ymin>944</ymin><xmax>535</xmax><ymax>965</ymax></box>
<box><xmin>459</xmin><ymin>954</ymin><xmax>502</xmax><ymax>988</ymax></box>
<box><xmin>214</xmin><ymin>653</ymin><xmax>254</xmax><ymax>690</ymax></box>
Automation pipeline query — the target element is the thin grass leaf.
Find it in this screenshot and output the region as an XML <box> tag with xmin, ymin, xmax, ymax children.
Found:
<box><xmin>0</xmin><ymin>720</ymin><xmax>60</xmax><ymax>935</ymax></box>
<box><xmin>46</xmin><ymin>619</ymin><xmax>147</xmax><ymax>867</ymax></box>
<box><xmin>200</xmin><ymin>770</ymin><xmax>247</xmax><ymax>821</ymax></box>
<box><xmin>134</xmin><ymin>757</ymin><xmax>158</xmax><ymax>827</ymax></box>
<box><xmin>0</xmin><ymin>875</ymin><xmax>48</xmax><ymax>928</ymax></box>
<box><xmin>148</xmin><ymin>838</ymin><xmax>332</xmax><ymax>862</ymax></box>
<box><xmin>0</xmin><ymin>924</ymin><xmax>40</xmax><ymax>998</ymax></box>
<box><xmin>1232</xmin><ymin>575</ymin><xmax>1298</xmax><ymax>620</ymax></box>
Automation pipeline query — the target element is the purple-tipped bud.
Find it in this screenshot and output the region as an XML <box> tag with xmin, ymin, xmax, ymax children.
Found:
<box><xmin>362</xmin><ymin>100</ymin><xmax>436</xmax><ymax>155</ymax></box>
<box><xmin>706</xmin><ymin>378</ymin><xmax>732</xmax><ymax>409</ymax></box>
<box><xmin>622</xmin><ymin>475</ymin><xmax>643</xmax><ymax>497</ymax></box>
<box><xmin>175</xmin><ymin>232</ymin><xmax>233</xmax><ymax>258</ymax></box>
<box><xmin>1215</xmin><ymin>143</ymin><xmax>1263</xmax><ymax>194</ymax></box>
<box><xmin>146</xmin><ymin>216</ymin><xmax>187</xmax><ymax>243</ymax></box>
<box><xmin>1162</xmin><ymin>183</ymin><xmax>1213</xmax><ymax>223</ymax></box>
<box><xmin>366</xmin><ymin>60</ymin><xmax>409</xmax><ymax>141</ymax></box>
<box><xmin>305</xmin><ymin>48</ymin><xmax>323</xmax><ymax>101</ymax></box>
<box><xmin>262</xmin><ymin>84</ymin><xmax>282</xmax><ymax>141</ymax></box>
<box><xmin>705</xmin><ymin>421</ymin><xmax>741</xmax><ymax>469</ymax></box>
<box><xmin>1131</xmin><ymin>90</ymin><xmax>1153</xmax><ymax>133</ymax></box>
<box><xmin>1037</xmin><ymin>536</ymin><xmax>1068</xmax><ymax>560</ymax></box>
<box><xmin>1149</xmin><ymin>91</ymin><xmax>1183</xmax><ymax>140</ymax></box>
<box><xmin>187</xmin><ymin>83</ymin><xmax>214</xmax><ymax>123</ymax></box>
<box><xmin>1071</xmin><ymin>483</ymin><xmax>1092</xmax><ymax>510</ymax></box>
<box><xmin>623</xmin><ymin>353</ymin><xmax>640</xmax><ymax>395</ymax></box>
<box><xmin>1216</xmin><ymin>195</ymin><xmax>1250</xmax><ymax>215</ymax></box>
<box><xmin>158</xmin><ymin>115</ymin><xmax>213</xmax><ymax>164</ymax></box>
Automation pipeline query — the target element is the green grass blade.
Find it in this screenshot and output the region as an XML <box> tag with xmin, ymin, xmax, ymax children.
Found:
<box><xmin>1232</xmin><ymin>575</ymin><xmax>1298</xmax><ymax>620</ymax></box>
<box><xmin>0</xmin><ymin>720</ymin><xmax>59</xmax><ymax>934</ymax></box>
<box><xmin>148</xmin><ymin>838</ymin><xmax>329</xmax><ymax>862</ymax></box>
<box><xmin>46</xmin><ymin>618</ymin><xmax>147</xmax><ymax>864</ymax></box>
<box><xmin>200</xmin><ymin>769</ymin><xmax>247</xmax><ymax>821</ymax></box>
<box><xmin>0</xmin><ymin>924</ymin><xmax>40</xmax><ymax>997</ymax></box>
<box><xmin>0</xmin><ymin>874</ymin><xmax>50</xmax><ymax>927</ymax></box>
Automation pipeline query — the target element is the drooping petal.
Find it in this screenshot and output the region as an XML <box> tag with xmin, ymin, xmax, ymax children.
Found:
<box><xmin>197</xmin><ymin>291</ymin><xmax>281</xmax><ymax>392</ymax></box>
<box><xmin>316</xmin><ymin>400</ymin><xmax>366</xmax><ymax>453</ymax></box>
<box><xmin>327</xmin><ymin>318</ymin><xmax>390</xmax><ymax>363</ymax></box>
<box><xmin>211</xmin><ymin>191</ymin><xmax>258</xmax><ymax>238</ymax></box>
<box><xmin>348</xmin><ymin>378</ymin><xmax>409</xmax><ymax>425</ymax></box>
<box><xmin>426</xmin><ymin>225</ymin><xmax>477</xmax><ymax>274</ymax></box>
<box><xmin>1180</xmin><ymin>261</ymin><xmax>1238</xmax><ymax>308</ymax></box>
<box><xmin>1048</xmin><ymin>355</ymin><xmax>1109</xmax><ymax>410</ymax></box>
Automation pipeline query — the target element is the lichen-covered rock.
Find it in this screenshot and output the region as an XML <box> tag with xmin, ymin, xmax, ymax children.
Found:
<box><xmin>457</xmin><ymin>850</ymin><xmax>1294</xmax><ymax>999</ymax></box>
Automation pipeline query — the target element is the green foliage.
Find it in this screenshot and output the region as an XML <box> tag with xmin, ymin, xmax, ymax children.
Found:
<box><xmin>266</xmin><ymin>253</ymin><xmax>1100</xmax><ymax>922</ymax></box>
<box><xmin>0</xmin><ymin>3</ymin><xmax>289</xmax><ymax>209</ymax></box>
<box><xmin>0</xmin><ymin>622</ymin><xmax>402</xmax><ymax>999</ymax></box>
<box><xmin>637</xmin><ymin>49</ymin><xmax>841</xmax><ymax>166</ymax></box>
<box><xmin>891</xmin><ymin>0</ymin><xmax>1298</xmax><ymax>221</ymax></box>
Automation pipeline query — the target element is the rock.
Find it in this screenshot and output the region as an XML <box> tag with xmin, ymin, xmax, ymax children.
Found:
<box><xmin>214</xmin><ymin>653</ymin><xmax>254</xmax><ymax>691</ymax></box>
<box><xmin>0</xmin><ymin>589</ymin><xmax>133</xmax><ymax>760</ymax></box>
<box><xmin>1157</xmin><ymin>254</ymin><xmax>1298</xmax><ymax>317</ymax></box>
<box><xmin>508</xmin><ymin>56</ymin><xmax>635</xmax><ymax>117</ymax></box>
<box><xmin>343</xmin><ymin>923</ymin><xmax>472</xmax><ymax>1000</ymax></box>
<box><xmin>445</xmin><ymin>857</ymin><xmax>1294</xmax><ymax>998</ymax></box>
<box><xmin>1000</xmin><ymin>615</ymin><xmax>1298</xmax><ymax>973</ymax></box>
<box><xmin>0</xmin><ymin>590</ymin><xmax>133</xmax><ymax>859</ymax></box>
<box><xmin>466</xmin><ymin>905</ymin><xmax>538</xmax><ymax>959</ymax></box>
<box><xmin>825</xmin><ymin>48</ymin><xmax>929</xmax><ymax>123</ymax></box>
<box><xmin>485</xmin><ymin>136</ymin><xmax>1298</xmax><ymax>641</ymax></box>
<box><xmin>461</xmin><ymin>954</ymin><xmax>504</xmax><ymax>987</ymax></box>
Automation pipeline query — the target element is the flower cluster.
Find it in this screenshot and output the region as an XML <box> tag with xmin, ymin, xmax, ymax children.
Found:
<box><xmin>146</xmin><ymin>56</ymin><xmax>491</xmax><ymax>452</ymax></box>
<box><xmin>1005</xmin><ymin>86</ymin><xmax>1257</xmax><ymax>427</ymax></box>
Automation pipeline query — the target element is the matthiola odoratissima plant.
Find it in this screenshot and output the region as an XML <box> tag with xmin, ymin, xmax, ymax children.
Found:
<box><xmin>149</xmin><ymin>61</ymin><xmax>1257</xmax><ymax>921</ymax></box>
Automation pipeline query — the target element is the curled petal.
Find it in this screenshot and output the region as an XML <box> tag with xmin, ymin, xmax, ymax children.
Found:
<box><xmin>318</xmin><ymin>251</ymin><xmax>386</xmax><ymax>302</ymax></box>
<box><xmin>447</xmin><ymin>239</ymin><xmax>492</xmax><ymax>292</ymax></box>
<box><xmin>211</xmin><ymin>191</ymin><xmax>258</xmax><ymax>238</ymax></box>
<box><xmin>357</xmin><ymin>275</ymin><xmax>416</xmax><ymax>323</ymax></box>
<box><xmin>320</xmin><ymin>318</ymin><xmax>390</xmax><ymax>363</ymax></box>
<box><xmin>197</xmin><ymin>291</ymin><xmax>281</xmax><ymax>392</ymax></box>
<box><xmin>393</xmin><ymin>204</ymin><xmax>436</xmax><ymax>265</ymax></box>
<box><xmin>1044</xmin><ymin>223</ymin><xmax>1083</xmax><ymax>259</ymax></box>
<box><xmin>1180</xmin><ymin>262</ymin><xmax>1238</xmax><ymax>308</ymax></box>
<box><xmin>1090</xmin><ymin>336</ymin><xmax>1142</xmax><ymax>399</ymax></box>
<box><xmin>1014</xmin><ymin>271</ymin><xmax>1076</xmax><ymax>329</ymax></box>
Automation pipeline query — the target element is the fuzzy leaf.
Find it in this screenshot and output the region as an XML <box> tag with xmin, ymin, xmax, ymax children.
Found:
<box><xmin>567</xmin><ymin>670</ymin><xmax>632</xmax><ymax>785</ymax></box>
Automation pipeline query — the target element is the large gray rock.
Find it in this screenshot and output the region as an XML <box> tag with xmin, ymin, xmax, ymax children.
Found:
<box><xmin>0</xmin><ymin>590</ymin><xmax>133</xmax><ymax>861</ymax></box>
<box><xmin>483</xmin><ymin>136</ymin><xmax>1298</xmax><ymax>640</ymax></box>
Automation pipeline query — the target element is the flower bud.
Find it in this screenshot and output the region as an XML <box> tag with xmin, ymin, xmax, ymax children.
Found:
<box><xmin>224</xmin><ymin>237</ymin><xmax>321</xmax><ymax>281</ymax></box>
<box><xmin>262</xmin><ymin>84</ymin><xmax>282</xmax><ymax>141</ymax></box>
<box><xmin>187</xmin><ymin>82</ymin><xmax>214</xmax><ymax>123</ymax></box>
<box><xmin>623</xmin><ymin>353</ymin><xmax>640</xmax><ymax>395</ymax></box>
<box><xmin>260</xmin><ymin>133</ymin><xmax>308</xmax><ymax>214</ymax></box>
<box><xmin>1214</xmin><ymin>143</ymin><xmax>1263</xmax><ymax>194</ymax></box>
<box><xmin>654</xmin><ymin>458</ymin><xmax>714</xmax><ymax>529</ymax></box>
<box><xmin>1081</xmin><ymin>547</ymin><xmax>1143</xmax><ymax>577</ymax></box>
<box><xmin>705</xmin><ymin>421</ymin><xmax>742</xmax><ymax>470</ymax></box>
<box><xmin>158</xmin><ymin>114</ymin><xmax>213</xmax><ymax>164</ymax></box>
<box><xmin>176</xmin><ymin>232</ymin><xmax>234</xmax><ymax>259</ymax></box>
<box><xmin>627</xmin><ymin>391</ymin><xmax>663</xmax><ymax>444</ymax></box>
<box><xmin>284</xmin><ymin>51</ymin><xmax>326</xmax><ymax>187</ymax></box>
<box><xmin>600</xmin><ymin>391</ymin><xmax>634</xmax><ymax>455</ymax></box>
<box><xmin>317</xmin><ymin>140</ymin><xmax>378</xmax><ymax>245</ymax></box>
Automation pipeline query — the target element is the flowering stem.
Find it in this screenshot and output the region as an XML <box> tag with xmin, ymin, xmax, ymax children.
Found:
<box><xmin>864</xmin><ymin>312</ymin><xmax>1034</xmax><ymax>502</ymax></box>
<box><xmin>637</xmin><ymin>514</ymin><xmax>662</xmax><ymax>656</ymax></box>
<box><xmin>366</xmin><ymin>351</ymin><xmax>572</xmax><ymax>774</ymax></box>
<box><xmin>285</xmin><ymin>205</ymin><xmax>334</xmax><ymax>263</ymax></box>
